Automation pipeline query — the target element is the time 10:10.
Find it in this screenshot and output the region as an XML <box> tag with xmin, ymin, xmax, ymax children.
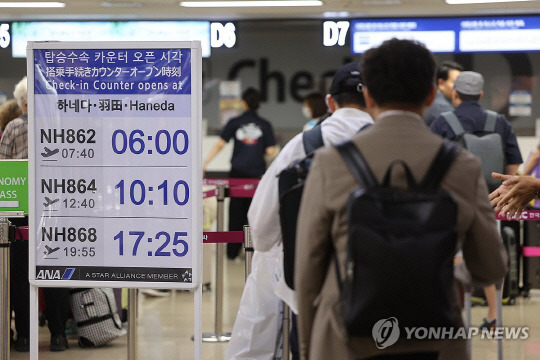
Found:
<box><xmin>114</xmin><ymin>179</ymin><xmax>189</xmax><ymax>206</ymax></box>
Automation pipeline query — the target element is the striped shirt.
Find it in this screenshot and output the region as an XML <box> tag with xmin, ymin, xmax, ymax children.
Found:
<box><xmin>0</xmin><ymin>114</ymin><xmax>28</xmax><ymax>159</ymax></box>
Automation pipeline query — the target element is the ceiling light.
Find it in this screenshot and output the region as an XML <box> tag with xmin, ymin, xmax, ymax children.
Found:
<box><xmin>102</xmin><ymin>1</ymin><xmax>142</xmax><ymax>7</ymax></box>
<box><xmin>0</xmin><ymin>2</ymin><xmax>65</xmax><ymax>7</ymax></box>
<box><xmin>180</xmin><ymin>1</ymin><xmax>323</xmax><ymax>7</ymax></box>
<box><xmin>446</xmin><ymin>0</ymin><xmax>536</xmax><ymax>4</ymax></box>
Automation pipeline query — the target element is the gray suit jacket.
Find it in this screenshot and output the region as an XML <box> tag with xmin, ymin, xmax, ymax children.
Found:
<box><xmin>295</xmin><ymin>111</ymin><xmax>508</xmax><ymax>360</ymax></box>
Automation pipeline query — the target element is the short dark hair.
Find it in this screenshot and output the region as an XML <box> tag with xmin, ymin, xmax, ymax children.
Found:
<box><xmin>456</xmin><ymin>91</ymin><xmax>481</xmax><ymax>102</ymax></box>
<box><xmin>436</xmin><ymin>60</ymin><xmax>464</xmax><ymax>82</ymax></box>
<box><xmin>361</xmin><ymin>38</ymin><xmax>436</xmax><ymax>108</ymax></box>
<box><xmin>332</xmin><ymin>92</ymin><xmax>366</xmax><ymax>109</ymax></box>
<box><xmin>242</xmin><ymin>87</ymin><xmax>261</xmax><ymax>111</ymax></box>
<box><xmin>303</xmin><ymin>92</ymin><xmax>327</xmax><ymax>118</ymax></box>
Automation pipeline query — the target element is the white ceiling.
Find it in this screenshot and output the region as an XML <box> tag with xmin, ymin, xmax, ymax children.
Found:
<box><xmin>1</xmin><ymin>0</ymin><xmax>540</xmax><ymax>21</ymax></box>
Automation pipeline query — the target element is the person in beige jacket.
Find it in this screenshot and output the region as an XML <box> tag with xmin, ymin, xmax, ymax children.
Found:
<box><xmin>295</xmin><ymin>38</ymin><xmax>508</xmax><ymax>360</ymax></box>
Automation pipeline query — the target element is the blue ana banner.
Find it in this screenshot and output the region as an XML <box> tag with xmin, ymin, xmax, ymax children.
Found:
<box><xmin>34</xmin><ymin>48</ymin><xmax>191</xmax><ymax>95</ymax></box>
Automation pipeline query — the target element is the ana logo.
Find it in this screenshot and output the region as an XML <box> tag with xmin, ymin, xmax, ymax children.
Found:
<box><xmin>36</xmin><ymin>268</ymin><xmax>75</xmax><ymax>280</ymax></box>
<box><xmin>62</xmin><ymin>268</ymin><xmax>76</xmax><ymax>280</ymax></box>
<box><xmin>372</xmin><ymin>317</ymin><xmax>400</xmax><ymax>349</ymax></box>
<box><xmin>36</xmin><ymin>269</ymin><xmax>60</xmax><ymax>280</ymax></box>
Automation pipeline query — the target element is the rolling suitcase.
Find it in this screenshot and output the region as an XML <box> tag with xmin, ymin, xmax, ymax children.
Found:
<box><xmin>472</xmin><ymin>226</ymin><xmax>519</xmax><ymax>305</ymax></box>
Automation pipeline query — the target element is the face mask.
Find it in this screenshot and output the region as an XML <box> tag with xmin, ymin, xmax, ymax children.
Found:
<box><xmin>302</xmin><ymin>105</ymin><xmax>312</xmax><ymax>119</ymax></box>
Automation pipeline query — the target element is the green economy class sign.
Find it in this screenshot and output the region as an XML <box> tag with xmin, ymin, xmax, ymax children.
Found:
<box><xmin>0</xmin><ymin>160</ymin><xmax>28</xmax><ymax>213</ymax></box>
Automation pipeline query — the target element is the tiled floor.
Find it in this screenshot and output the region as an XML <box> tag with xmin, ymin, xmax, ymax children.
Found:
<box><xmin>8</xmin><ymin>252</ymin><xmax>540</xmax><ymax>360</ymax></box>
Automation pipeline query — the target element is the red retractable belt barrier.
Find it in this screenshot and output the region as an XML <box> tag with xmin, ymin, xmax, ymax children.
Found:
<box><xmin>203</xmin><ymin>188</ymin><xmax>219</xmax><ymax>199</ymax></box>
<box><xmin>229</xmin><ymin>184</ymin><xmax>257</xmax><ymax>198</ymax></box>
<box><xmin>203</xmin><ymin>178</ymin><xmax>260</xmax><ymax>198</ymax></box>
<box><xmin>13</xmin><ymin>226</ymin><xmax>29</xmax><ymax>241</ymax></box>
<box><xmin>203</xmin><ymin>231</ymin><xmax>244</xmax><ymax>244</ymax></box>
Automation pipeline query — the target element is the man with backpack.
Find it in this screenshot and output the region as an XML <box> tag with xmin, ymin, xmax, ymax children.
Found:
<box><xmin>224</xmin><ymin>62</ymin><xmax>373</xmax><ymax>360</ymax></box>
<box><xmin>430</xmin><ymin>70</ymin><xmax>522</xmax><ymax>330</ymax></box>
<box><xmin>295</xmin><ymin>39</ymin><xmax>508</xmax><ymax>360</ymax></box>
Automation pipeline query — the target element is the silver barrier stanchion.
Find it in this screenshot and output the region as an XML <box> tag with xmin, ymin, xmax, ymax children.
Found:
<box><xmin>203</xmin><ymin>184</ymin><xmax>231</xmax><ymax>342</ymax></box>
<box><xmin>0</xmin><ymin>218</ymin><xmax>10</xmax><ymax>360</ymax></box>
<box><xmin>243</xmin><ymin>225</ymin><xmax>253</xmax><ymax>280</ymax></box>
<box><xmin>128</xmin><ymin>289</ymin><xmax>138</xmax><ymax>360</ymax></box>
<box><xmin>282</xmin><ymin>303</ymin><xmax>290</xmax><ymax>360</ymax></box>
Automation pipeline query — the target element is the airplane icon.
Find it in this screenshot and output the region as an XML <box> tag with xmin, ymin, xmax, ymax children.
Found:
<box><xmin>43</xmin><ymin>197</ymin><xmax>59</xmax><ymax>207</ymax></box>
<box><xmin>41</xmin><ymin>147</ymin><xmax>59</xmax><ymax>158</ymax></box>
<box><xmin>44</xmin><ymin>245</ymin><xmax>60</xmax><ymax>256</ymax></box>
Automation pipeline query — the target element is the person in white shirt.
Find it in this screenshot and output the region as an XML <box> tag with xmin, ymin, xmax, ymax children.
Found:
<box><xmin>225</xmin><ymin>62</ymin><xmax>373</xmax><ymax>360</ymax></box>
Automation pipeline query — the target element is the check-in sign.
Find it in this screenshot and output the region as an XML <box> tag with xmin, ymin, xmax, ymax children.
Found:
<box><xmin>0</xmin><ymin>160</ymin><xmax>28</xmax><ymax>213</ymax></box>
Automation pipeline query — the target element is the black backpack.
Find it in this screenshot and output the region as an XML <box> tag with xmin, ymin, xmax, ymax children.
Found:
<box><xmin>278</xmin><ymin>125</ymin><xmax>324</xmax><ymax>290</ymax></box>
<box><xmin>334</xmin><ymin>139</ymin><xmax>462</xmax><ymax>337</ymax></box>
<box><xmin>278</xmin><ymin>123</ymin><xmax>371</xmax><ymax>289</ymax></box>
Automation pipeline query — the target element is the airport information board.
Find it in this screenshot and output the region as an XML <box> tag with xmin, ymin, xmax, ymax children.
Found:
<box><xmin>351</xmin><ymin>15</ymin><xmax>540</xmax><ymax>54</ymax></box>
<box><xmin>28</xmin><ymin>41</ymin><xmax>202</xmax><ymax>289</ymax></box>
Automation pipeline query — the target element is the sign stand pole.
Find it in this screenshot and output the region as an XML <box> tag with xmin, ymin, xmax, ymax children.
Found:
<box><xmin>0</xmin><ymin>218</ymin><xmax>10</xmax><ymax>360</ymax></box>
<box><xmin>29</xmin><ymin>284</ymin><xmax>38</xmax><ymax>360</ymax></box>
<box><xmin>202</xmin><ymin>184</ymin><xmax>230</xmax><ymax>342</ymax></box>
<box><xmin>128</xmin><ymin>289</ymin><xmax>138</xmax><ymax>360</ymax></box>
<box><xmin>194</xmin><ymin>284</ymin><xmax>202</xmax><ymax>359</ymax></box>
<box><xmin>243</xmin><ymin>225</ymin><xmax>252</xmax><ymax>280</ymax></box>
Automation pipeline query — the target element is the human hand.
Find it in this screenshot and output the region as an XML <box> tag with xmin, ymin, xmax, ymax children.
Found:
<box><xmin>490</xmin><ymin>172</ymin><xmax>539</xmax><ymax>219</ymax></box>
<box><xmin>489</xmin><ymin>172</ymin><xmax>513</xmax><ymax>207</ymax></box>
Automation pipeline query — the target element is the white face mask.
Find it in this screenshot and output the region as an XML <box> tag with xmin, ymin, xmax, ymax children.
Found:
<box><xmin>302</xmin><ymin>105</ymin><xmax>312</xmax><ymax>119</ymax></box>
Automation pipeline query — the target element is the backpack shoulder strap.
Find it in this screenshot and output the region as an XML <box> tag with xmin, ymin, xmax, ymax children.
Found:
<box><xmin>302</xmin><ymin>124</ymin><xmax>324</xmax><ymax>154</ymax></box>
<box><xmin>335</xmin><ymin>141</ymin><xmax>378</xmax><ymax>188</ymax></box>
<box><xmin>441</xmin><ymin>111</ymin><xmax>465</xmax><ymax>136</ymax></box>
<box><xmin>420</xmin><ymin>140</ymin><xmax>461</xmax><ymax>189</ymax></box>
<box><xmin>358</xmin><ymin>122</ymin><xmax>372</xmax><ymax>133</ymax></box>
<box><xmin>484</xmin><ymin>110</ymin><xmax>498</xmax><ymax>132</ymax></box>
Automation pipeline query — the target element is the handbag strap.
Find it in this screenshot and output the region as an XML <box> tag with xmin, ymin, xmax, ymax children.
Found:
<box><xmin>302</xmin><ymin>124</ymin><xmax>324</xmax><ymax>155</ymax></box>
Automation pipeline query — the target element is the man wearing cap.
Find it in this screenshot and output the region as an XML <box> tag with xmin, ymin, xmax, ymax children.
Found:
<box><xmin>430</xmin><ymin>70</ymin><xmax>522</xmax><ymax>330</ymax></box>
<box><xmin>225</xmin><ymin>62</ymin><xmax>373</xmax><ymax>360</ymax></box>
<box><xmin>430</xmin><ymin>71</ymin><xmax>522</xmax><ymax>176</ymax></box>
<box><xmin>424</xmin><ymin>60</ymin><xmax>463</xmax><ymax>126</ymax></box>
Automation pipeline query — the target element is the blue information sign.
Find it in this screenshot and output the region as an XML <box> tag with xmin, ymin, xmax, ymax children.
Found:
<box><xmin>351</xmin><ymin>15</ymin><xmax>540</xmax><ymax>54</ymax></box>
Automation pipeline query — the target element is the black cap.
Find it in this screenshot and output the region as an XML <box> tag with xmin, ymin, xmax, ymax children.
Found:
<box><xmin>329</xmin><ymin>62</ymin><xmax>363</xmax><ymax>96</ymax></box>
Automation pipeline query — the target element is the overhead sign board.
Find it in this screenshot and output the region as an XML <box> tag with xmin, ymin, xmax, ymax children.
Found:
<box><xmin>28</xmin><ymin>41</ymin><xmax>202</xmax><ymax>289</ymax></box>
<box><xmin>351</xmin><ymin>15</ymin><xmax>540</xmax><ymax>54</ymax></box>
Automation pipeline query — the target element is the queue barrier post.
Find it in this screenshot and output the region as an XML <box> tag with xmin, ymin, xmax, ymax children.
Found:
<box><xmin>243</xmin><ymin>225</ymin><xmax>253</xmax><ymax>280</ymax></box>
<box><xmin>203</xmin><ymin>184</ymin><xmax>231</xmax><ymax>342</ymax></box>
<box><xmin>128</xmin><ymin>289</ymin><xmax>138</xmax><ymax>360</ymax></box>
<box><xmin>0</xmin><ymin>217</ymin><xmax>9</xmax><ymax>360</ymax></box>
<box><xmin>282</xmin><ymin>303</ymin><xmax>290</xmax><ymax>360</ymax></box>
